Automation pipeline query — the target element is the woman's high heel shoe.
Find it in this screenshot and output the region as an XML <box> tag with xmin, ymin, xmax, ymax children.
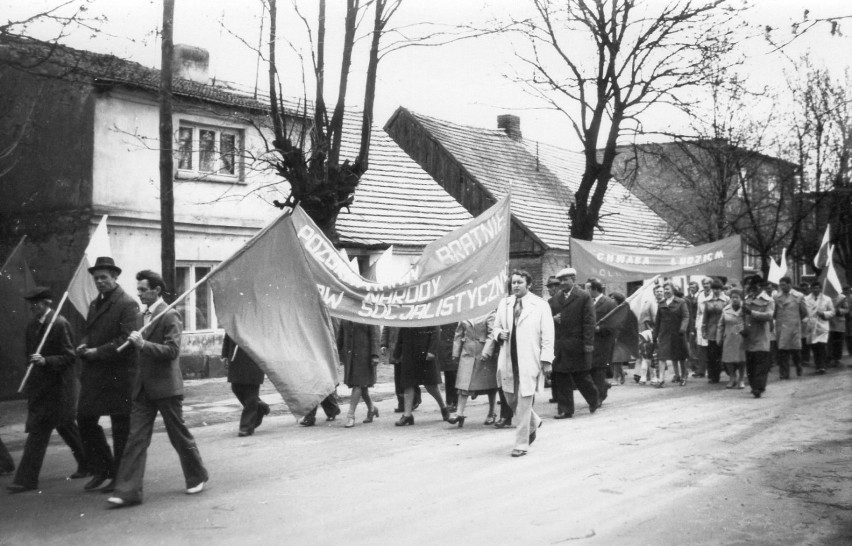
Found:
<box><xmin>395</xmin><ymin>415</ymin><xmax>414</xmax><ymax>426</ymax></box>
<box><xmin>344</xmin><ymin>415</ymin><xmax>356</xmax><ymax>428</ymax></box>
<box><xmin>483</xmin><ymin>414</ymin><xmax>496</xmax><ymax>426</ymax></box>
<box><xmin>363</xmin><ymin>407</ymin><xmax>379</xmax><ymax>424</ymax></box>
<box><xmin>447</xmin><ymin>415</ymin><xmax>466</xmax><ymax>428</ymax></box>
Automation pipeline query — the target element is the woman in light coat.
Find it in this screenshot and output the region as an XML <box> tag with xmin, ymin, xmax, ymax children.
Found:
<box><xmin>803</xmin><ymin>282</ymin><xmax>835</xmax><ymax>373</ymax></box>
<box><xmin>483</xmin><ymin>270</ymin><xmax>554</xmax><ymax>457</ymax></box>
<box><xmin>717</xmin><ymin>289</ymin><xmax>746</xmax><ymax>389</ymax></box>
<box><xmin>447</xmin><ymin>311</ymin><xmax>498</xmax><ymax>427</ymax></box>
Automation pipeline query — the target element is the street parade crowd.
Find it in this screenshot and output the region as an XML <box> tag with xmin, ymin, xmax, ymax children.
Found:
<box><xmin>1</xmin><ymin>258</ymin><xmax>850</xmax><ymax>506</ymax></box>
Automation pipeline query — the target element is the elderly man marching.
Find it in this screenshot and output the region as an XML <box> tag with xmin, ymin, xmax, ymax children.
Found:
<box><xmin>76</xmin><ymin>256</ymin><xmax>139</xmax><ymax>492</ymax></box>
<box><xmin>7</xmin><ymin>287</ymin><xmax>88</xmax><ymax>493</ymax></box>
<box><xmin>484</xmin><ymin>270</ymin><xmax>554</xmax><ymax>457</ymax></box>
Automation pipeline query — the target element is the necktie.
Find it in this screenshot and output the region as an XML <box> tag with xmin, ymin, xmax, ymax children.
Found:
<box><xmin>513</xmin><ymin>298</ymin><xmax>523</xmax><ymax>325</ymax></box>
<box><xmin>144</xmin><ymin>308</ymin><xmax>152</xmax><ymax>325</ymax></box>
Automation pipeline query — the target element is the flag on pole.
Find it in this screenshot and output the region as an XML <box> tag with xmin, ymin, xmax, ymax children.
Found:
<box><xmin>822</xmin><ymin>245</ymin><xmax>844</xmax><ymax>299</ymax></box>
<box><xmin>67</xmin><ymin>215</ymin><xmax>112</xmax><ymax>317</ymax></box>
<box><xmin>813</xmin><ymin>225</ymin><xmax>831</xmax><ymax>269</ymax></box>
<box><xmin>779</xmin><ymin>248</ymin><xmax>788</xmax><ymax>279</ymax></box>
<box><xmin>0</xmin><ymin>237</ymin><xmax>36</xmax><ymax>398</ymax></box>
<box><xmin>597</xmin><ymin>277</ymin><xmax>660</xmax><ymax>359</ymax></box>
<box><xmin>768</xmin><ymin>254</ymin><xmax>783</xmax><ymax>284</ymax></box>
<box><xmin>207</xmin><ymin>209</ymin><xmax>339</xmax><ymax>418</ymax></box>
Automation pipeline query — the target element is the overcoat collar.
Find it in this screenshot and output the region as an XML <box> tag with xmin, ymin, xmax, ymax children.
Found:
<box><xmin>86</xmin><ymin>285</ymin><xmax>124</xmax><ymax>328</ymax></box>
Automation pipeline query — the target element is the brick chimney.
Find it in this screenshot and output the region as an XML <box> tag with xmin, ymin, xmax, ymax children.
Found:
<box><xmin>173</xmin><ymin>44</ymin><xmax>209</xmax><ymax>83</ymax></box>
<box><xmin>497</xmin><ymin>114</ymin><xmax>522</xmax><ymax>140</ymax></box>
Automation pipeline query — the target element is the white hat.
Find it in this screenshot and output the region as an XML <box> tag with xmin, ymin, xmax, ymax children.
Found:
<box><xmin>556</xmin><ymin>267</ymin><xmax>577</xmax><ymax>278</ymax></box>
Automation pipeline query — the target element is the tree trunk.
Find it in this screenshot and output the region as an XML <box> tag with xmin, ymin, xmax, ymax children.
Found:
<box><xmin>159</xmin><ymin>0</ymin><xmax>175</xmax><ymax>301</ymax></box>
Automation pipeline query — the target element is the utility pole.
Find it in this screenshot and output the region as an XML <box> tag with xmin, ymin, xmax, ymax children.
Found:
<box><xmin>159</xmin><ymin>0</ymin><xmax>176</xmax><ymax>300</ymax></box>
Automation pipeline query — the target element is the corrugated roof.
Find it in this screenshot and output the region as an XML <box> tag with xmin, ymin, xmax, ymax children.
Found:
<box><xmin>0</xmin><ymin>34</ymin><xmax>472</xmax><ymax>249</ymax></box>
<box><xmin>404</xmin><ymin>110</ymin><xmax>687</xmax><ymax>250</ymax></box>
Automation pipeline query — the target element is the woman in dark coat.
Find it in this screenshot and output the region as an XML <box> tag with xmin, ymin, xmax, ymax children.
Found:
<box><xmin>338</xmin><ymin>320</ymin><xmax>381</xmax><ymax>428</ymax></box>
<box><xmin>654</xmin><ymin>282</ymin><xmax>690</xmax><ymax>387</ymax></box>
<box><xmin>393</xmin><ymin>326</ymin><xmax>450</xmax><ymax>426</ymax></box>
<box><xmin>223</xmin><ymin>334</ymin><xmax>270</xmax><ymax>437</ymax></box>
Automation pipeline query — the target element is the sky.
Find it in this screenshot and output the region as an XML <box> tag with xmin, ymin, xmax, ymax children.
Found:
<box><xmin>4</xmin><ymin>0</ymin><xmax>851</xmax><ymax>150</ymax></box>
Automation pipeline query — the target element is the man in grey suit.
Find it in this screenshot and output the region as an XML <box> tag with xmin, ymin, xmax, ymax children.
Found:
<box><xmin>107</xmin><ymin>270</ymin><xmax>208</xmax><ymax>508</ymax></box>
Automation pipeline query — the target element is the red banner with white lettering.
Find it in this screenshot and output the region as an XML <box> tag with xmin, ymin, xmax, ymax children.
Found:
<box><xmin>292</xmin><ymin>194</ymin><xmax>511</xmax><ymax>326</ymax></box>
<box><xmin>570</xmin><ymin>235</ymin><xmax>742</xmax><ymax>282</ymax></box>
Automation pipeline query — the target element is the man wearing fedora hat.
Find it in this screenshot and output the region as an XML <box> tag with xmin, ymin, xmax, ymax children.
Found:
<box><xmin>7</xmin><ymin>287</ymin><xmax>88</xmax><ymax>493</ymax></box>
<box><xmin>75</xmin><ymin>256</ymin><xmax>139</xmax><ymax>492</ymax></box>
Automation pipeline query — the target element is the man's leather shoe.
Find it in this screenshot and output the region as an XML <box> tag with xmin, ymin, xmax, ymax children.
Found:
<box><xmin>84</xmin><ymin>475</ymin><xmax>110</xmax><ymax>491</ymax></box>
<box><xmin>106</xmin><ymin>496</ymin><xmax>140</xmax><ymax>508</ymax></box>
<box><xmin>298</xmin><ymin>415</ymin><xmax>316</xmax><ymax>427</ymax></box>
<box><xmin>589</xmin><ymin>402</ymin><xmax>600</xmax><ymax>414</ymax></box>
<box><xmin>6</xmin><ymin>483</ymin><xmax>36</xmax><ymax>494</ymax></box>
<box><xmin>238</xmin><ymin>428</ymin><xmax>254</xmax><ymax>437</ymax></box>
<box><xmin>510</xmin><ymin>449</ymin><xmax>527</xmax><ymax>457</ymax></box>
<box><xmin>69</xmin><ymin>469</ymin><xmax>91</xmax><ymax>479</ymax></box>
<box><xmin>186</xmin><ymin>479</ymin><xmax>208</xmax><ymax>494</ymax></box>
<box><xmin>100</xmin><ymin>479</ymin><xmax>116</xmax><ymax>493</ymax></box>
<box><xmin>494</xmin><ymin>418</ymin><xmax>512</xmax><ymax>429</ymax></box>
<box><xmin>326</xmin><ymin>407</ymin><xmax>341</xmax><ymax>421</ymax></box>
<box><xmin>554</xmin><ymin>413</ymin><xmax>572</xmax><ymax>419</ymax></box>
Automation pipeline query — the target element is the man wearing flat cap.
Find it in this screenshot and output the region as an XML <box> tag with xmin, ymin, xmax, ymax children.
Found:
<box><xmin>75</xmin><ymin>257</ymin><xmax>139</xmax><ymax>492</ymax></box>
<box><xmin>551</xmin><ymin>267</ymin><xmax>599</xmax><ymax>418</ymax></box>
<box><xmin>545</xmin><ymin>275</ymin><xmax>563</xmax><ymax>403</ymax></box>
<box><xmin>7</xmin><ymin>287</ymin><xmax>88</xmax><ymax>493</ymax></box>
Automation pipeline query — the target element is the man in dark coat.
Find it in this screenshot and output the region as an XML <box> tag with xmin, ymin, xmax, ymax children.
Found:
<box><xmin>545</xmin><ymin>275</ymin><xmax>562</xmax><ymax>403</ymax></box>
<box><xmin>107</xmin><ymin>270</ymin><xmax>208</xmax><ymax>507</ymax></box>
<box><xmin>586</xmin><ymin>278</ymin><xmax>617</xmax><ymax>404</ymax></box>
<box><xmin>75</xmin><ymin>257</ymin><xmax>139</xmax><ymax>492</ymax></box>
<box><xmin>551</xmin><ymin>267</ymin><xmax>599</xmax><ymax>418</ymax></box>
<box><xmin>223</xmin><ymin>334</ymin><xmax>270</xmax><ymax>437</ymax></box>
<box><xmin>7</xmin><ymin>287</ymin><xmax>88</xmax><ymax>493</ymax></box>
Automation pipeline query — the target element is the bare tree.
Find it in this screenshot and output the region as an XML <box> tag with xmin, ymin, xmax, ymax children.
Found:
<box><xmin>764</xmin><ymin>9</ymin><xmax>852</xmax><ymax>51</ymax></box>
<box><xmin>263</xmin><ymin>0</ymin><xmax>401</xmax><ymax>242</ymax></box>
<box><xmin>512</xmin><ymin>0</ymin><xmax>736</xmax><ymax>241</ymax></box>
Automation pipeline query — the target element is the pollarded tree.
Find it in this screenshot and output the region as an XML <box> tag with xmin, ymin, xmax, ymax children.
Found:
<box><xmin>513</xmin><ymin>0</ymin><xmax>737</xmax><ymax>241</ymax></box>
<box><xmin>264</xmin><ymin>0</ymin><xmax>400</xmax><ymax>242</ymax></box>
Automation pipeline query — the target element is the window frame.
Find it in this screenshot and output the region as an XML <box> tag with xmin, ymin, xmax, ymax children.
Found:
<box><xmin>175</xmin><ymin>262</ymin><xmax>218</xmax><ymax>332</ymax></box>
<box><xmin>175</xmin><ymin>122</ymin><xmax>244</xmax><ymax>183</ymax></box>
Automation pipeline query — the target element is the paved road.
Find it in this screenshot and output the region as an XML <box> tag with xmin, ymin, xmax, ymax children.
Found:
<box><xmin>1</xmin><ymin>362</ymin><xmax>850</xmax><ymax>545</ymax></box>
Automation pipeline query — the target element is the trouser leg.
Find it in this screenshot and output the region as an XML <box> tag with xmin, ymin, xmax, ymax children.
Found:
<box><xmin>111</xmin><ymin>413</ymin><xmax>130</xmax><ymax>479</ymax></box>
<box><xmin>12</xmin><ymin>425</ymin><xmax>52</xmax><ymax>488</ymax></box>
<box><xmin>506</xmin><ymin>391</ymin><xmax>536</xmax><ymax>451</ymax></box>
<box><xmin>554</xmin><ymin>371</ymin><xmax>574</xmax><ymax>415</ymax></box>
<box><xmin>0</xmin><ymin>436</ymin><xmax>14</xmax><ymax>473</ymax></box>
<box><xmin>707</xmin><ymin>341</ymin><xmax>722</xmax><ymax>382</ymax></box>
<box><xmin>696</xmin><ymin>345</ymin><xmax>708</xmax><ymax>376</ymax></box>
<box><xmin>572</xmin><ymin>370</ymin><xmax>599</xmax><ymax>411</ymax></box>
<box><xmin>590</xmin><ymin>368</ymin><xmax>609</xmax><ymax>401</ymax></box>
<box><xmin>231</xmin><ymin>383</ymin><xmax>261</xmax><ymax>432</ymax></box>
<box><xmin>812</xmin><ymin>342</ymin><xmax>827</xmax><ymax>371</ymax></box>
<box><xmin>443</xmin><ymin>371</ymin><xmax>457</xmax><ymax>407</ymax></box>
<box><xmin>746</xmin><ymin>351</ymin><xmax>770</xmax><ymax>394</ymax></box>
<box><xmin>498</xmin><ymin>388</ymin><xmax>513</xmax><ymax>420</ymax></box>
<box><xmin>77</xmin><ymin>414</ymin><xmax>113</xmax><ymax>478</ymax></box>
<box><xmin>829</xmin><ymin>332</ymin><xmax>844</xmax><ymax>363</ymax></box>
<box><xmin>777</xmin><ymin>350</ymin><xmax>790</xmax><ymax>379</ymax></box>
<box><xmin>157</xmin><ymin>396</ymin><xmax>207</xmax><ymax>489</ymax></box>
<box><xmin>56</xmin><ymin>420</ymin><xmax>87</xmax><ymax>471</ymax></box>
<box><xmin>113</xmin><ymin>393</ymin><xmax>158</xmax><ymax>503</ymax></box>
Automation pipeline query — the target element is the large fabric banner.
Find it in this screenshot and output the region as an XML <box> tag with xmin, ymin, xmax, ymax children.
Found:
<box><xmin>293</xmin><ymin>194</ymin><xmax>512</xmax><ymax>327</ymax></box>
<box><xmin>571</xmin><ymin>235</ymin><xmax>742</xmax><ymax>282</ymax></box>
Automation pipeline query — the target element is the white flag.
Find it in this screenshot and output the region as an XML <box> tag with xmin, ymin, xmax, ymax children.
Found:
<box><xmin>67</xmin><ymin>216</ymin><xmax>112</xmax><ymax>317</ymax></box>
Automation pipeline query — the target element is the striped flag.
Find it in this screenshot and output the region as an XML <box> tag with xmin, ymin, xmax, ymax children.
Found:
<box><xmin>813</xmin><ymin>225</ymin><xmax>831</xmax><ymax>269</ymax></box>
<box><xmin>822</xmin><ymin>245</ymin><xmax>844</xmax><ymax>299</ymax></box>
<box><xmin>67</xmin><ymin>215</ymin><xmax>112</xmax><ymax>317</ymax></box>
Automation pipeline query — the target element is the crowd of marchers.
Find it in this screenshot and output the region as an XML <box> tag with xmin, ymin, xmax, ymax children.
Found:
<box><xmin>2</xmin><ymin>262</ymin><xmax>850</xmax><ymax>491</ymax></box>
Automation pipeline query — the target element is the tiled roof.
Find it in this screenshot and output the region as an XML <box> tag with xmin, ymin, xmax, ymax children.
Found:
<box><xmin>403</xmin><ymin>110</ymin><xmax>687</xmax><ymax>250</ymax></box>
<box><xmin>0</xmin><ymin>34</ymin><xmax>472</xmax><ymax>248</ymax></box>
<box><xmin>335</xmin><ymin>115</ymin><xmax>473</xmax><ymax>248</ymax></box>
